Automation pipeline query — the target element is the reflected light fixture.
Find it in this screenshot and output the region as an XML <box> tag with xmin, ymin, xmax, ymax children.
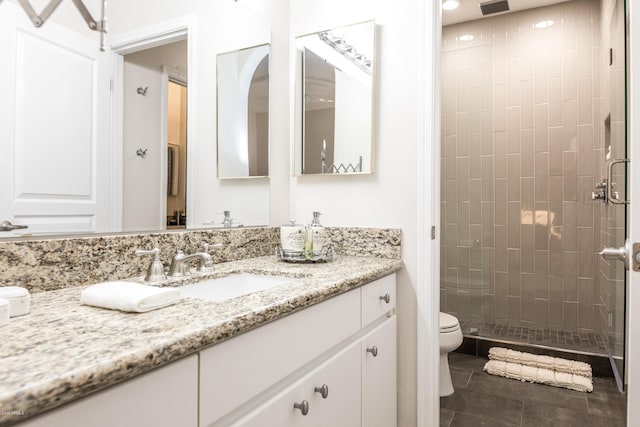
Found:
<box><xmin>459</xmin><ymin>34</ymin><xmax>474</xmax><ymax>41</ymax></box>
<box><xmin>318</xmin><ymin>32</ymin><xmax>372</xmax><ymax>74</ymax></box>
<box><xmin>534</xmin><ymin>20</ymin><xmax>554</xmax><ymax>29</ymax></box>
<box><xmin>442</xmin><ymin>0</ymin><xmax>461</xmax><ymax>11</ymax></box>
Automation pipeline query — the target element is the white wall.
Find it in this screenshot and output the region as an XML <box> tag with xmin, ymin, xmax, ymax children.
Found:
<box><xmin>290</xmin><ymin>1</ymin><xmax>421</xmax><ymax>425</ymax></box>
<box><xmin>111</xmin><ymin>0</ymin><xmax>423</xmax><ymax>424</ymax></box>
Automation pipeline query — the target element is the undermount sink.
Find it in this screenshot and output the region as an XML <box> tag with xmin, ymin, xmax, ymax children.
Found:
<box><xmin>178</xmin><ymin>273</ymin><xmax>297</xmax><ymax>302</ymax></box>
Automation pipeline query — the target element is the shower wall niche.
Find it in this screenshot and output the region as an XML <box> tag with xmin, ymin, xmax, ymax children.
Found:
<box><xmin>440</xmin><ymin>0</ymin><xmax>606</xmax><ymax>349</ymax></box>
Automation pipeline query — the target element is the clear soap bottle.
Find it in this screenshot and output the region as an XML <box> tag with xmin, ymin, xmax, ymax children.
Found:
<box><xmin>308</xmin><ymin>211</ymin><xmax>326</xmax><ymax>258</ymax></box>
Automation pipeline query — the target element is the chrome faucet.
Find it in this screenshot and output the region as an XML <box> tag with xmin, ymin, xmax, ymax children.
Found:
<box><xmin>222</xmin><ymin>211</ymin><xmax>233</xmax><ymax>228</ymax></box>
<box><xmin>168</xmin><ymin>250</ymin><xmax>214</xmax><ymax>277</ymax></box>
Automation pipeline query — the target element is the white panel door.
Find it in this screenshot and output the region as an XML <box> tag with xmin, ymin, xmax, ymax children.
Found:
<box><xmin>0</xmin><ymin>2</ymin><xmax>111</xmax><ymax>237</ymax></box>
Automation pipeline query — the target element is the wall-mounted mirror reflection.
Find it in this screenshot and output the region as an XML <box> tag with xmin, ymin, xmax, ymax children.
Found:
<box><xmin>294</xmin><ymin>20</ymin><xmax>375</xmax><ymax>175</ymax></box>
<box><xmin>217</xmin><ymin>44</ymin><xmax>270</xmax><ymax>179</ymax></box>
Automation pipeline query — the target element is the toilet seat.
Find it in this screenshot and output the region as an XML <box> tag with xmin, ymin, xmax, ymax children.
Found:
<box><xmin>439</xmin><ymin>312</ymin><xmax>460</xmax><ymax>332</ymax></box>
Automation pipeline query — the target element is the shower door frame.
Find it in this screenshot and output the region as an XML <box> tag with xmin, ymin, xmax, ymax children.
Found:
<box><xmin>624</xmin><ymin>0</ymin><xmax>640</xmax><ymax>423</ymax></box>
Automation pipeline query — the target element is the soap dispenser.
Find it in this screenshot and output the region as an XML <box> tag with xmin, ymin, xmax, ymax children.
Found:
<box><xmin>308</xmin><ymin>211</ymin><xmax>326</xmax><ymax>258</ymax></box>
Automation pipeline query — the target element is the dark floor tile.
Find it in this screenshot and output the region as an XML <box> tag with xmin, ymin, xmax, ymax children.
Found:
<box><xmin>449</xmin><ymin>412</ymin><xmax>518</xmax><ymax>427</ymax></box>
<box><xmin>450</xmin><ymin>367</ymin><xmax>473</xmax><ymax>389</ymax></box>
<box><xmin>522</xmin><ymin>401</ymin><xmax>625</xmax><ymax>427</ymax></box>
<box><xmin>466</xmin><ymin>370</ymin><xmax>589</xmax><ymax>411</ymax></box>
<box><xmin>449</xmin><ymin>352</ymin><xmax>488</xmax><ymax>373</ymax></box>
<box><xmin>587</xmin><ymin>380</ymin><xmax>626</xmax><ymax>420</ymax></box>
<box><xmin>440</xmin><ymin>408</ymin><xmax>455</xmax><ymax>427</ymax></box>
<box><xmin>440</xmin><ymin>387</ymin><xmax>524</xmax><ymax>426</ymax></box>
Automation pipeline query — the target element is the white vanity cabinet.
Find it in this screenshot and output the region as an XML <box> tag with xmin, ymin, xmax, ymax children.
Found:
<box><xmin>18</xmin><ymin>354</ymin><xmax>199</xmax><ymax>427</ymax></box>
<box><xmin>202</xmin><ymin>272</ymin><xmax>397</xmax><ymax>427</ymax></box>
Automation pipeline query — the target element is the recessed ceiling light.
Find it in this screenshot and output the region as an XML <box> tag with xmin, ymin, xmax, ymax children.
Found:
<box><xmin>442</xmin><ymin>0</ymin><xmax>461</xmax><ymax>11</ymax></box>
<box><xmin>459</xmin><ymin>34</ymin><xmax>474</xmax><ymax>41</ymax></box>
<box><xmin>534</xmin><ymin>20</ymin><xmax>554</xmax><ymax>29</ymax></box>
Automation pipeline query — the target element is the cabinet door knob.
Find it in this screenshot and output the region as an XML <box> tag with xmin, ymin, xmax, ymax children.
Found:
<box><xmin>314</xmin><ymin>384</ymin><xmax>329</xmax><ymax>399</ymax></box>
<box><xmin>366</xmin><ymin>346</ymin><xmax>378</xmax><ymax>357</ymax></box>
<box><xmin>293</xmin><ymin>400</ymin><xmax>309</xmax><ymax>416</ymax></box>
<box><xmin>379</xmin><ymin>293</ymin><xmax>391</xmax><ymax>304</ymax></box>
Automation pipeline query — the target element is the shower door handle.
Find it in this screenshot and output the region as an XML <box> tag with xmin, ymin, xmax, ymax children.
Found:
<box><xmin>599</xmin><ymin>239</ymin><xmax>630</xmax><ymax>270</ymax></box>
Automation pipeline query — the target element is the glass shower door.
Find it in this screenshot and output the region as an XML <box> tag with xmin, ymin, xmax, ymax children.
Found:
<box><xmin>597</xmin><ymin>0</ymin><xmax>627</xmax><ymax>391</ymax></box>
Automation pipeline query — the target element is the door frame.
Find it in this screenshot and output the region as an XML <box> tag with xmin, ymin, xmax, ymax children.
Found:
<box><xmin>419</xmin><ymin>1</ymin><xmax>640</xmax><ymax>425</ymax></box>
<box><xmin>625</xmin><ymin>0</ymin><xmax>639</xmax><ymax>422</ymax></box>
<box><xmin>108</xmin><ymin>16</ymin><xmax>197</xmax><ymax>230</ymax></box>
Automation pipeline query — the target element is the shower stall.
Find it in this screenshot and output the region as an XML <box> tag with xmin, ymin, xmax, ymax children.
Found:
<box><xmin>440</xmin><ymin>0</ymin><xmax>627</xmax><ymax>384</ymax></box>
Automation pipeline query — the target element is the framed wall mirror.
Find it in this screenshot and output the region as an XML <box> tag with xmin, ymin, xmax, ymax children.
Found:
<box><xmin>217</xmin><ymin>43</ymin><xmax>270</xmax><ymax>179</ymax></box>
<box><xmin>294</xmin><ymin>20</ymin><xmax>375</xmax><ymax>176</ymax></box>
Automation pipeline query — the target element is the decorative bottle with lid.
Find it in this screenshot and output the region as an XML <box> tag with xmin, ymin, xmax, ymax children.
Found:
<box><xmin>280</xmin><ymin>219</ymin><xmax>306</xmax><ymax>257</ymax></box>
<box><xmin>308</xmin><ymin>211</ymin><xmax>326</xmax><ymax>258</ymax></box>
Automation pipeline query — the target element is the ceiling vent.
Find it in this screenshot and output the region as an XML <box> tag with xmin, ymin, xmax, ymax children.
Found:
<box><xmin>480</xmin><ymin>0</ymin><xmax>510</xmax><ymax>16</ymax></box>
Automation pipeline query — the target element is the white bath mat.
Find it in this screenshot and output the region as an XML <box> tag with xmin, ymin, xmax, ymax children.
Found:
<box><xmin>483</xmin><ymin>347</ymin><xmax>593</xmax><ymax>392</ymax></box>
<box><xmin>488</xmin><ymin>347</ymin><xmax>592</xmax><ymax>378</ymax></box>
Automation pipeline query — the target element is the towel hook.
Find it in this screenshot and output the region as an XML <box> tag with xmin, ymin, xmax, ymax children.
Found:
<box><xmin>137</xmin><ymin>86</ymin><xmax>148</xmax><ymax>96</ymax></box>
<box><xmin>136</xmin><ymin>148</ymin><xmax>148</xmax><ymax>158</ymax></box>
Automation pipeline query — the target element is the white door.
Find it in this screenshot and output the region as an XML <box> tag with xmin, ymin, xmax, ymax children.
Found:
<box><xmin>0</xmin><ymin>2</ymin><xmax>111</xmax><ymax>237</ymax></box>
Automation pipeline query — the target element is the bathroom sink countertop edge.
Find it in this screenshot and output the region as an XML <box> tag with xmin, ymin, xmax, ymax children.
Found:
<box><xmin>0</xmin><ymin>255</ymin><xmax>402</xmax><ymax>426</ymax></box>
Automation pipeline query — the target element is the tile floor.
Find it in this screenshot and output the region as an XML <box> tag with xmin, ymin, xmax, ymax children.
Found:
<box><xmin>440</xmin><ymin>353</ymin><xmax>627</xmax><ymax>427</ymax></box>
<box><xmin>457</xmin><ymin>320</ymin><xmax>609</xmax><ymax>354</ymax></box>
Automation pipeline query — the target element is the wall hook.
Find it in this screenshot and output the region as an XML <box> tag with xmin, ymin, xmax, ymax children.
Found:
<box><xmin>137</xmin><ymin>86</ymin><xmax>148</xmax><ymax>96</ymax></box>
<box><xmin>136</xmin><ymin>148</ymin><xmax>148</xmax><ymax>158</ymax></box>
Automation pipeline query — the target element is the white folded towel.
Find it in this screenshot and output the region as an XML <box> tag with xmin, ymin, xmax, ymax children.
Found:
<box><xmin>483</xmin><ymin>360</ymin><xmax>593</xmax><ymax>392</ymax></box>
<box><xmin>488</xmin><ymin>347</ymin><xmax>592</xmax><ymax>378</ymax></box>
<box><xmin>80</xmin><ymin>281</ymin><xmax>181</xmax><ymax>313</ymax></box>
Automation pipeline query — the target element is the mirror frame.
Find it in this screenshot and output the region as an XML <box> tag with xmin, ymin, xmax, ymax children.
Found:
<box><xmin>293</xmin><ymin>20</ymin><xmax>376</xmax><ymax>177</ymax></box>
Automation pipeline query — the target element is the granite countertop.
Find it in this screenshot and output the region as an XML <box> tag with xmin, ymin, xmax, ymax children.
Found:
<box><xmin>0</xmin><ymin>255</ymin><xmax>402</xmax><ymax>426</ymax></box>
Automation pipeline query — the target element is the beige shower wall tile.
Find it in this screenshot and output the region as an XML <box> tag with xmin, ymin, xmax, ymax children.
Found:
<box><xmin>563</xmin><ymin>151</ymin><xmax>578</xmax><ymax>201</ymax></box>
<box><xmin>577</xmin><ymin>125</ymin><xmax>594</xmax><ymax>176</ymax></box>
<box><xmin>562</xmin><ymin>49</ymin><xmax>577</xmax><ymax>101</ymax></box>
<box><xmin>578</xmin><ymin>74</ymin><xmax>593</xmax><ymax>125</ymax></box>
<box><xmin>482</xmin><ymin>156</ymin><xmax>494</xmax><ymax>201</ymax></box>
<box><xmin>508</xmin><ymin>296</ymin><xmax>521</xmax><ymax>324</ymax></box>
<box><xmin>495</xmin><ymin>271</ymin><xmax>509</xmax><ymax>319</ymax></box>
<box><xmin>521</xmin><ymin>130</ymin><xmax>534</xmax><ymax>177</ymax></box>
<box><xmin>534</xmin><ymin>298</ymin><xmax>549</xmax><ymax>328</ymax></box>
<box><xmin>562</xmin><ymin>100</ymin><xmax>578</xmax><ymax>150</ymax></box>
<box><xmin>481</xmin><ymin>110</ymin><xmax>493</xmax><ymax>154</ymax></box>
<box><xmin>445</xmin><ymin>136</ymin><xmax>457</xmax><ymax>180</ymax></box>
<box><xmin>563</xmin><ymin>201</ymin><xmax>578</xmax><ymax>251</ymax></box>
<box><xmin>521</xmin><ymin>224</ymin><xmax>535</xmax><ymax>273</ymax></box>
<box><xmin>469</xmin><ymin>133</ymin><xmax>482</xmax><ymax>179</ymax></box>
<box><xmin>578</xmin><ymin>226</ymin><xmax>594</xmax><ymax>278</ymax></box>
<box><xmin>494</xmin><ymin>84</ymin><xmax>507</xmax><ymax>132</ymax></box>
<box><xmin>563</xmin><ymin>251</ymin><xmax>578</xmax><ymax>301</ymax></box>
<box><xmin>549</xmin><ymin>275</ymin><xmax>564</xmax><ymax>325</ymax></box>
<box><xmin>548</xmin><ymin>226</ymin><xmax>563</xmax><ymax>276</ymax></box>
<box><xmin>495</xmin><ymin>225</ymin><xmax>508</xmax><ymax>272</ymax></box>
<box><xmin>507</xmin><ymin>59</ymin><xmax>521</xmax><ymax>107</ymax></box>
<box><xmin>534</xmin><ymin>53</ymin><xmax>549</xmax><ymax>104</ymax></box>
<box><xmin>578</xmin><ymin>176</ymin><xmax>594</xmax><ymax>227</ymax></box>
<box><xmin>535</xmin><ymin>202</ymin><xmax>549</xmax><ymax>250</ymax></box>
<box><xmin>534</xmin><ymin>153</ymin><xmax>549</xmax><ymax>201</ymax></box>
<box><xmin>458</xmin><ymin>202</ymin><xmax>470</xmax><ymax>243</ymax></box>
<box><xmin>548</xmin><ymin>77</ymin><xmax>563</xmax><ymax>127</ymax></box>
<box><xmin>578</xmin><ymin>278</ymin><xmax>594</xmax><ymax>330</ymax></box>
<box><xmin>521</xmin><ymin>80</ymin><xmax>534</xmax><ymax>129</ymax></box>
<box><xmin>534</xmin><ymin>104</ymin><xmax>549</xmax><ymax>153</ymax></box>
<box><xmin>534</xmin><ymin>250</ymin><xmax>549</xmax><ymax>298</ymax></box>
<box><xmin>495</xmin><ymin>131</ymin><xmax>507</xmax><ymax>179</ymax></box>
<box><xmin>470</xmin><ymin>179</ymin><xmax>482</xmax><ymax>225</ymax></box>
<box><xmin>457</xmin><ymin>66</ymin><xmax>469</xmax><ymax>112</ymax></box>
<box><xmin>549</xmin><ymin>176</ymin><xmax>563</xmax><ymax>226</ymax></box>
<box><xmin>564</xmin><ymin>301</ymin><xmax>578</xmax><ymax>331</ymax></box>
<box><xmin>521</xmin><ymin>273</ymin><xmax>535</xmax><ymax>322</ymax></box>
<box><xmin>508</xmin><ymin>202</ymin><xmax>521</xmax><ymax>249</ymax></box>
<box><xmin>508</xmin><ymin>155</ymin><xmax>521</xmax><ymax>201</ymax></box>
<box><xmin>507</xmin><ymin>107</ymin><xmax>521</xmax><ymax>154</ymax></box>
<box><xmin>549</xmin><ymin>127</ymin><xmax>563</xmax><ymax>176</ymax></box>
<box><xmin>521</xmin><ymin>177</ymin><xmax>535</xmax><ymax>224</ymax></box>
<box><xmin>456</xmin><ymin>112</ymin><xmax>469</xmax><ymax>156</ymax></box>
<box><xmin>482</xmin><ymin>202</ymin><xmax>495</xmax><ymax>247</ymax></box>
<box><xmin>495</xmin><ymin>179</ymin><xmax>508</xmax><ymax>226</ymax></box>
<box><xmin>508</xmin><ymin>249</ymin><xmax>521</xmax><ymax>296</ymax></box>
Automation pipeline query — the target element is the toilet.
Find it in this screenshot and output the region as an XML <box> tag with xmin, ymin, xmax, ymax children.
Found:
<box><xmin>439</xmin><ymin>312</ymin><xmax>463</xmax><ymax>397</ymax></box>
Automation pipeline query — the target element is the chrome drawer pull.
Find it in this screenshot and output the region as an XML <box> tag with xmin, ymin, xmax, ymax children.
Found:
<box><xmin>366</xmin><ymin>346</ymin><xmax>378</xmax><ymax>357</ymax></box>
<box><xmin>293</xmin><ymin>400</ymin><xmax>309</xmax><ymax>415</ymax></box>
<box><xmin>314</xmin><ymin>384</ymin><xmax>329</xmax><ymax>399</ymax></box>
<box><xmin>379</xmin><ymin>293</ymin><xmax>391</xmax><ymax>304</ymax></box>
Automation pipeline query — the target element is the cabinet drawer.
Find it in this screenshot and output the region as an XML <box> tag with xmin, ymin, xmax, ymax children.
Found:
<box><xmin>200</xmin><ymin>287</ymin><xmax>360</xmax><ymax>426</ymax></box>
<box><xmin>361</xmin><ymin>273</ymin><xmax>396</xmax><ymax>326</ymax></box>
<box><xmin>233</xmin><ymin>339</ymin><xmax>361</xmax><ymax>427</ymax></box>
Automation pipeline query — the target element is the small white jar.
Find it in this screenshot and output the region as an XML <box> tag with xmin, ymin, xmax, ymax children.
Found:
<box><xmin>0</xmin><ymin>298</ymin><xmax>9</xmax><ymax>327</ymax></box>
<box><xmin>0</xmin><ymin>287</ymin><xmax>30</xmax><ymax>317</ymax></box>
